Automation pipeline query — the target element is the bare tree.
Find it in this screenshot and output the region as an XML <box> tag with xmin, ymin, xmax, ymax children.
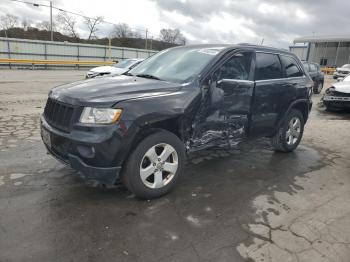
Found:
<box><xmin>159</xmin><ymin>28</ymin><xmax>186</xmax><ymax>45</ymax></box>
<box><xmin>84</xmin><ymin>16</ymin><xmax>103</xmax><ymax>40</ymax></box>
<box><xmin>0</xmin><ymin>14</ymin><xmax>18</xmax><ymax>30</ymax></box>
<box><xmin>56</xmin><ymin>11</ymin><xmax>79</xmax><ymax>38</ymax></box>
<box><xmin>0</xmin><ymin>14</ymin><xmax>18</xmax><ymax>37</ymax></box>
<box><xmin>36</xmin><ymin>21</ymin><xmax>57</xmax><ymax>31</ymax></box>
<box><xmin>111</xmin><ymin>23</ymin><xmax>135</xmax><ymax>38</ymax></box>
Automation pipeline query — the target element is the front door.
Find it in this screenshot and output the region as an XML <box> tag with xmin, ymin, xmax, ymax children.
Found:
<box><xmin>190</xmin><ymin>51</ymin><xmax>254</xmax><ymax>151</ymax></box>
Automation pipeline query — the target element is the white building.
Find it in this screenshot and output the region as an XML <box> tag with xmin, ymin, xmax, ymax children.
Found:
<box><xmin>290</xmin><ymin>35</ymin><xmax>350</xmax><ymax>67</ymax></box>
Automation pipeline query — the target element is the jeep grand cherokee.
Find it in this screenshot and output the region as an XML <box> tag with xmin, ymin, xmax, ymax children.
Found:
<box><xmin>41</xmin><ymin>44</ymin><xmax>313</xmax><ymax>199</ymax></box>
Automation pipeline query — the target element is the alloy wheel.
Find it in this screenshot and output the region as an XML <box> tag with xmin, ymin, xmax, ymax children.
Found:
<box><xmin>286</xmin><ymin>117</ymin><xmax>301</xmax><ymax>146</ymax></box>
<box><xmin>139</xmin><ymin>143</ymin><xmax>178</xmax><ymax>189</ymax></box>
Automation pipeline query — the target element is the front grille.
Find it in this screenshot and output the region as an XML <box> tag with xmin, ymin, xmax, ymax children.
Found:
<box><xmin>333</xmin><ymin>91</ymin><xmax>350</xmax><ymax>97</ymax></box>
<box><xmin>44</xmin><ymin>98</ymin><xmax>75</xmax><ymax>132</ymax></box>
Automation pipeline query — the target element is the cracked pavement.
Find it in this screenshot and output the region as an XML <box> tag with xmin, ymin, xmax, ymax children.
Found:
<box><xmin>0</xmin><ymin>70</ymin><xmax>350</xmax><ymax>262</ymax></box>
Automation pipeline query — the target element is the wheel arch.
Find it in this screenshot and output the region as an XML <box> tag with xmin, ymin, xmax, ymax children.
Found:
<box><xmin>117</xmin><ymin>115</ymin><xmax>187</xmax><ymax>169</ymax></box>
<box><xmin>274</xmin><ymin>99</ymin><xmax>310</xmax><ymax>135</ymax></box>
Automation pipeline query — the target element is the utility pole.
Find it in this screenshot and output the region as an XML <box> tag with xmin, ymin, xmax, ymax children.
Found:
<box><xmin>50</xmin><ymin>1</ymin><xmax>53</xmax><ymax>41</ymax></box>
<box><xmin>150</xmin><ymin>37</ymin><xmax>153</xmax><ymax>50</ymax></box>
<box><xmin>108</xmin><ymin>38</ymin><xmax>112</xmax><ymax>60</ymax></box>
<box><xmin>145</xmin><ymin>28</ymin><xmax>148</xmax><ymax>50</ymax></box>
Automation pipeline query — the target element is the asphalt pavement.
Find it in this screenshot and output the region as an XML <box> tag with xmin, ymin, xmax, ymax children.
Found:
<box><xmin>0</xmin><ymin>70</ymin><xmax>350</xmax><ymax>262</ymax></box>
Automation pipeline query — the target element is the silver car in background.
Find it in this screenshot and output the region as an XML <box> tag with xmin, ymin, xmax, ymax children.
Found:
<box><xmin>86</xmin><ymin>58</ymin><xmax>144</xmax><ymax>79</ymax></box>
<box><xmin>333</xmin><ymin>64</ymin><xmax>350</xmax><ymax>79</ymax></box>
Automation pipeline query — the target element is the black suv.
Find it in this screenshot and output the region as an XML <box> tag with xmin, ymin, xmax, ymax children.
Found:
<box><xmin>41</xmin><ymin>44</ymin><xmax>313</xmax><ymax>199</ymax></box>
<box><xmin>302</xmin><ymin>61</ymin><xmax>324</xmax><ymax>94</ymax></box>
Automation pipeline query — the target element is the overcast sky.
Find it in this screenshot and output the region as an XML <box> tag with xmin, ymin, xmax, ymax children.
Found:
<box><xmin>1</xmin><ymin>0</ymin><xmax>350</xmax><ymax>48</ymax></box>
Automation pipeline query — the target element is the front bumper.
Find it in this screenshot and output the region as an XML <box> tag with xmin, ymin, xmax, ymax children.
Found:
<box><xmin>40</xmin><ymin>115</ymin><xmax>127</xmax><ymax>186</ymax></box>
<box><xmin>323</xmin><ymin>95</ymin><xmax>350</xmax><ymax>109</ymax></box>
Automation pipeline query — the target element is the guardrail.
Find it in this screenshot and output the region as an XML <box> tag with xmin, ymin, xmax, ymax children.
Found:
<box><xmin>321</xmin><ymin>67</ymin><xmax>336</xmax><ymax>75</ymax></box>
<box><xmin>0</xmin><ymin>58</ymin><xmax>115</xmax><ymax>67</ymax></box>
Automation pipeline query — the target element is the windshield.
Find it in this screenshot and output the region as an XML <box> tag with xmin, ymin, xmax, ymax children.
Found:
<box><xmin>341</xmin><ymin>64</ymin><xmax>350</xmax><ymax>69</ymax></box>
<box><xmin>114</xmin><ymin>59</ymin><xmax>137</xmax><ymax>69</ymax></box>
<box><xmin>128</xmin><ymin>47</ymin><xmax>224</xmax><ymax>83</ymax></box>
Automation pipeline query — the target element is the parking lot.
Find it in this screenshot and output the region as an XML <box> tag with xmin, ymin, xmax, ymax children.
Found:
<box><xmin>0</xmin><ymin>70</ymin><xmax>350</xmax><ymax>262</ymax></box>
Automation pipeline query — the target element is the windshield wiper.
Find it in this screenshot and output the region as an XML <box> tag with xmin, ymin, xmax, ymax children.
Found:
<box><xmin>136</xmin><ymin>74</ymin><xmax>162</xmax><ymax>80</ymax></box>
<box><xmin>123</xmin><ymin>72</ymin><xmax>134</xmax><ymax>76</ymax></box>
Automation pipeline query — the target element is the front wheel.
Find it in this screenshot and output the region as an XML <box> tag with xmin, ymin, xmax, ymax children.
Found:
<box><xmin>122</xmin><ymin>130</ymin><xmax>185</xmax><ymax>199</ymax></box>
<box><xmin>271</xmin><ymin>109</ymin><xmax>305</xmax><ymax>152</ymax></box>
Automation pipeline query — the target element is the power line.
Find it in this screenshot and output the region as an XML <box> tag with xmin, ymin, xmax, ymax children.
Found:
<box><xmin>7</xmin><ymin>0</ymin><xmax>161</xmax><ymax>39</ymax></box>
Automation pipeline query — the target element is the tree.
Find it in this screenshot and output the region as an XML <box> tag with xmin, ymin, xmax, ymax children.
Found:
<box><xmin>111</xmin><ymin>23</ymin><xmax>136</xmax><ymax>38</ymax></box>
<box><xmin>0</xmin><ymin>14</ymin><xmax>18</xmax><ymax>37</ymax></box>
<box><xmin>84</xmin><ymin>16</ymin><xmax>103</xmax><ymax>40</ymax></box>
<box><xmin>21</xmin><ymin>18</ymin><xmax>32</xmax><ymax>31</ymax></box>
<box><xmin>159</xmin><ymin>28</ymin><xmax>186</xmax><ymax>45</ymax></box>
<box><xmin>56</xmin><ymin>11</ymin><xmax>78</xmax><ymax>38</ymax></box>
<box><xmin>0</xmin><ymin>14</ymin><xmax>18</xmax><ymax>30</ymax></box>
<box><xmin>36</xmin><ymin>21</ymin><xmax>57</xmax><ymax>31</ymax></box>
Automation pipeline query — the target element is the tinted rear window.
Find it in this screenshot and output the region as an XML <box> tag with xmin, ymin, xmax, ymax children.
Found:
<box><xmin>255</xmin><ymin>53</ymin><xmax>283</xmax><ymax>80</ymax></box>
<box><xmin>280</xmin><ymin>55</ymin><xmax>304</xmax><ymax>77</ymax></box>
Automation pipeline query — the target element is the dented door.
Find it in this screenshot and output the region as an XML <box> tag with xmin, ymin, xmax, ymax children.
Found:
<box><xmin>190</xmin><ymin>51</ymin><xmax>254</xmax><ymax>150</ymax></box>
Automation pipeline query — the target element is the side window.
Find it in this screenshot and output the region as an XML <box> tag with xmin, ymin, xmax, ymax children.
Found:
<box><xmin>309</xmin><ymin>63</ymin><xmax>317</xmax><ymax>72</ymax></box>
<box><xmin>214</xmin><ymin>52</ymin><xmax>253</xmax><ymax>81</ymax></box>
<box><xmin>303</xmin><ymin>63</ymin><xmax>310</xmax><ymax>72</ymax></box>
<box><xmin>255</xmin><ymin>53</ymin><xmax>283</xmax><ymax>80</ymax></box>
<box><xmin>280</xmin><ymin>55</ymin><xmax>304</xmax><ymax>77</ymax></box>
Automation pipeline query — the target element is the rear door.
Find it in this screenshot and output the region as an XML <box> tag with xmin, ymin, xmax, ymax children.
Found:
<box><xmin>279</xmin><ymin>54</ymin><xmax>308</xmax><ymax>102</ymax></box>
<box><xmin>250</xmin><ymin>52</ymin><xmax>287</xmax><ymax>136</ymax></box>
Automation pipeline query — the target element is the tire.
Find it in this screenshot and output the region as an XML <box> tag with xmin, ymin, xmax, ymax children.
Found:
<box><xmin>271</xmin><ymin>109</ymin><xmax>305</xmax><ymax>152</ymax></box>
<box><xmin>313</xmin><ymin>81</ymin><xmax>323</xmax><ymax>94</ymax></box>
<box><xmin>122</xmin><ymin>130</ymin><xmax>185</xmax><ymax>199</ymax></box>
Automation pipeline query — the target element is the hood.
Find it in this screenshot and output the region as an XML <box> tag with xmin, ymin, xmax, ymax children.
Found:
<box><xmin>50</xmin><ymin>75</ymin><xmax>183</xmax><ymax>106</ymax></box>
<box><xmin>89</xmin><ymin>66</ymin><xmax>126</xmax><ymax>75</ymax></box>
<box><xmin>336</xmin><ymin>67</ymin><xmax>350</xmax><ymax>72</ymax></box>
<box><xmin>332</xmin><ymin>81</ymin><xmax>350</xmax><ymax>94</ymax></box>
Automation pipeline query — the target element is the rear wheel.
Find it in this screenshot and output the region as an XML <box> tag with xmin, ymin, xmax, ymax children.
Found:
<box><xmin>271</xmin><ymin>109</ymin><xmax>304</xmax><ymax>152</ymax></box>
<box><xmin>122</xmin><ymin>130</ymin><xmax>185</xmax><ymax>199</ymax></box>
<box><xmin>313</xmin><ymin>81</ymin><xmax>323</xmax><ymax>94</ymax></box>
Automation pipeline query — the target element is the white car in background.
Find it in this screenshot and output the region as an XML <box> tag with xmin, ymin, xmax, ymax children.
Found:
<box><xmin>86</xmin><ymin>58</ymin><xmax>144</xmax><ymax>79</ymax></box>
<box><xmin>323</xmin><ymin>74</ymin><xmax>350</xmax><ymax>110</ymax></box>
<box><xmin>333</xmin><ymin>64</ymin><xmax>350</xmax><ymax>79</ymax></box>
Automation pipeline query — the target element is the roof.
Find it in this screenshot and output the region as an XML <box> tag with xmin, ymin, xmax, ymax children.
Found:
<box><xmin>177</xmin><ymin>43</ymin><xmax>292</xmax><ymax>55</ymax></box>
<box><xmin>294</xmin><ymin>35</ymin><xmax>350</xmax><ymax>43</ymax></box>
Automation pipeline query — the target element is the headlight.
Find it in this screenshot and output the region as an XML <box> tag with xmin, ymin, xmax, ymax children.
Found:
<box><xmin>325</xmin><ymin>87</ymin><xmax>335</xmax><ymax>95</ymax></box>
<box><xmin>80</xmin><ymin>107</ymin><xmax>122</xmax><ymax>124</ymax></box>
